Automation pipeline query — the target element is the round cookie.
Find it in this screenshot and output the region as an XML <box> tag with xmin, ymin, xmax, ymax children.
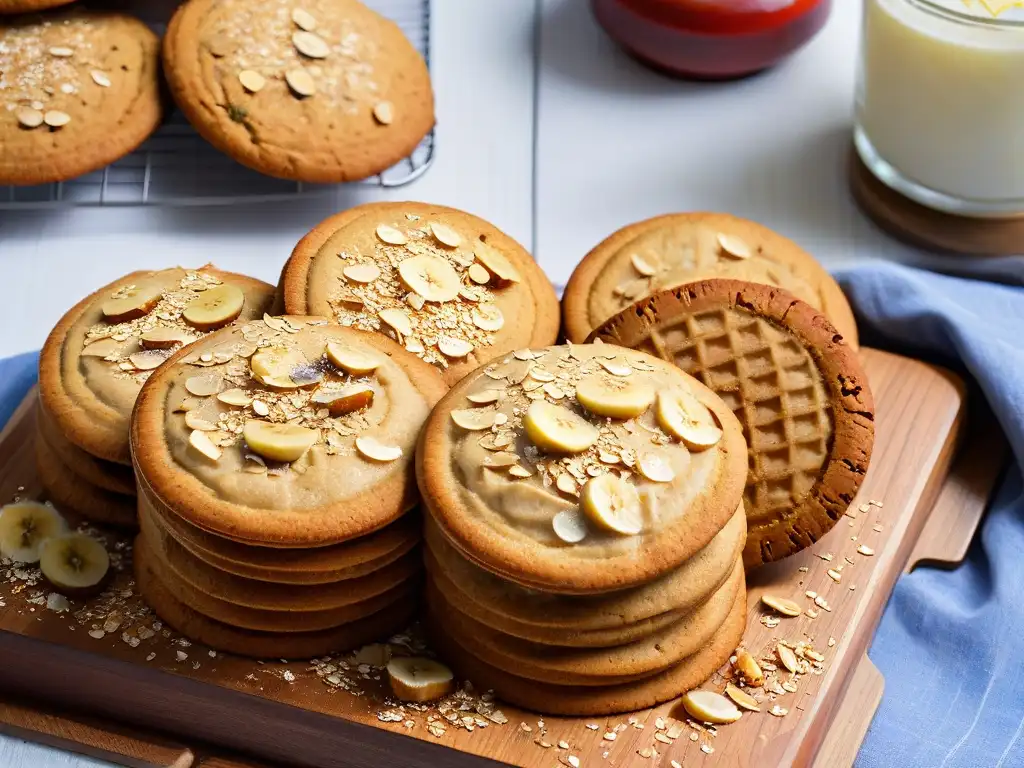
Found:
<box><xmin>423</xmin><ymin>506</ymin><xmax>745</xmax><ymax>632</ymax></box>
<box><xmin>0</xmin><ymin>1</ymin><xmax>76</xmax><ymax>15</ymax></box>
<box><xmin>141</xmin><ymin>489</ymin><xmax>419</xmax><ymax>585</ymax></box>
<box><xmin>281</xmin><ymin>202</ymin><xmax>561</xmax><ymax>386</ymax></box>
<box><xmin>137</xmin><ymin>535</ymin><xmax>417</xmax><ymax>634</ymax></box>
<box><xmin>37</xmin><ymin>398</ymin><xmax>135</xmax><ymax>496</ymax></box>
<box><xmin>162</xmin><ymin>0</ymin><xmax>433</xmax><ymax>183</ymax></box>
<box><xmin>427</xmin><ymin>559</ymin><xmax>742</xmax><ymax>686</ymax></box>
<box><xmin>0</xmin><ymin>9</ymin><xmax>161</xmax><ymax>185</ymax></box>
<box><xmin>417</xmin><ymin>343</ymin><xmax>747</xmax><ymax>593</ymax></box>
<box><xmin>591</xmin><ymin>279</ymin><xmax>875</xmax><ymax>568</ymax></box>
<box><xmin>135</xmin><ymin>548</ymin><xmax>416</xmax><ymax>659</ymax></box>
<box><xmin>139</xmin><ymin>504</ymin><xmax>421</xmax><ymax>612</ymax></box>
<box><xmin>36</xmin><ymin>433</ymin><xmax>136</xmax><ymax>528</ymax></box>
<box><xmin>40</xmin><ymin>266</ymin><xmax>275</xmax><ymax>466</ymax></box>
<box><xmin>428</xmin><ymin>585</ymin><xmax>746</xmax><ymax>716</ymax></box>
<box><xmin>563</xmin><ymin>212</ymin><xmax>859</xmax><ymax>348</ymax></box>
<box><xmin>131</xmin><ymin>316</ymin><xmax>448</xmax><ymax>546</ymax></box>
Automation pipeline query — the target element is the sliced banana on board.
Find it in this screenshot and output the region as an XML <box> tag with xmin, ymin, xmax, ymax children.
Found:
<box><xmin>100</xmin><ymin>283</ymin><xmax>164</xmax><ymax>323</ymax></box>
<box><xmin>523</xmin><ymin>401</ymin><xmax>599</xmax><ymax>454</ymax></box>
<box><xmin>580</xmin><ymin>473</ymin><xmax>643</xmax><ymax>535</ymax></box>
<box><xmin>243</xmin><ymin>421</ymin><xmax>318</xmax><ymax>462</ymax></box>
<box><xmin>0</xmin><ymin>502</ymin><xmax>67</xmax><ymax>563</ymax></box>
<box><xmin>398</xmin><ymin>255</ymin><xmax>461</xmax><ymax>302</ymax></box>
<box><xmin>678</xmin><ymin>689</ymin><xmax>743</xmax><ymax>724</ymax></box>
<box><xmin>182</xmin><ymin>284</ymin><xmax>245</xmax><ymax>330</ymax></box>
<box><xmin>574</xmin><ymin>375</ymin><xmax>654</xmax><ymax>419</ymax></box>
<box><xmin>39</xmin><ymin>532</ymin><xmax>110</xmax><ymax>596</ymax></box>
<box><xmin>386</xmin><ymin>656</ymin><xmax>455</xmax><ymax>702</ymax></box>
<box><xmin>656</xmin><ymin>390</ymin><xmax>723</xmax><ymax>450</ymax></box>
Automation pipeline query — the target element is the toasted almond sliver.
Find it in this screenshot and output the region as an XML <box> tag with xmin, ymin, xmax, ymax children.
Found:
<box><xmin>15</xmin><ymin>107</ymin><xmax>43</xmax><ymax>128</ymax></box>
<box><xmin>467</xmin><ymin>390</ymin><xmax>501</xmax><ymax>405</ymax></box>
<box><xmin>189</xmin><ymin>429</ymin><xmax>222</xmax><ymax>461</ymax></box>
<box><xmin>379</xmin><ymin>308</ymin><xmax>413</xmax><ymax>338</ymax></box>
<box><xmin>508</xmin><ymin>465</ymin><xmax>532</xmax><ymax>478</ymax></box>
<box><xmin>717</xmin><ymin>232</ymin><xmax>752</xmax><ymax>259</ymax></box>
<box><xmin>760</xmin><ymin>594</ymin><xmax>802</xmax><ymax>617</ymax></box>
<box><xmin>468</xmin><ymin>263</ymin><xmax>490</xmax><ymax>284</ymax></box>
<box><xmin>555</xmin><ymin>474</ymin><xmax>578</xmax><ymax>496</ymax></box>
<box><xmin>630</xmin><ymin>253</ymin><xmax>657</xmax><ymax>276</ymax></box>
<box><xmin>430</xmin><ymin>222</ymin><xmax>462</xmax><ymax>248</ymax></box>
<box><xmin>238</xmin><ymin>69</ymin><xmax>266</xmax><ymax>93</ymax></box>
<box><xmin>285</xmin><ymin>68</ymin><xmax>316</xmax><ymax>97</ymax></box>
<box><xmin>185</xmin><ymin>374</ymin><xmax>223</xmax><ymax>397</ymax></box>
<box><xmin>482</xmin><ymin>452</ymin><xmax>519</xmax><ymax>468</ymax></box>
<box><xmin>375</xmin><ymin>224</ymin><xmax>408</xmax><ymax>245</ymax></box>
<box><xmin>81</xmin><ymin>338</ymin><xmax>121</xmax><ymax>357</ymax></box>
<box><xmin>291</xmin><ymin>8</ymin><xmax>317</xmax><ymax>30</ymax></box>
<box><xmin>857</xmin><ymin>544</ymin><xmax>875</xmax><ymax>556</ymax></box>
<box><xmin>128</xmin><ymin>351</ymin><xmax>165</xmax><ymax>371</ymax></box>
<box><xmin>184</xmin><ymin>411</ymin><xmax>217</xmax><ymax>431</ymax></box>
<box><xmin>355</xmin><ymin>436</ymin><xmax>402</xmax><ymax>462</ymax></box>
<box><xmin>734</xmin><ymin>650</ymin><xmax>764</xmax><ymax>686</ymax></box>
<box><xmin>44</xmin><ymin>110</ymin><xmax>71</xmax><ymax>128</ymax></box>
<box><xmin>724</xmin><ymin>683</ymin><xmax>760</xmax><ymax>712</ymax></box>
<box><xmin>451</xmin><ymin>409</ymin><xmax>496</xmax><ymax>431</ymax></box>
<box><xmin>49</xmin><ymin>46</ymin><xmax>74</xmax><ymax>57</ymax></box>
<box><xmin>90</xmin><ymin>70</ymin><xmax>111</xmax><ymax>87</ymax></box>
<box><xmin>679</xmin><ymin>690</ymin><xmax>742</xmax><ymax>724</ymax></box>
<box><xmin>373</xmin><ymin>101</ymin><xmax>394</xmax><ymax>125</ymax></box>
<box><xmin>777</xmin><ymin>644</ymin><xmax>800</xmax><ymax>674</ymax></box>
<box><xmin>598</xmin><ymin>359</ymin><xmax>632</xmax><ymax>377</ymax></box>
<box><xmin>217</xmin><ymin>388</ymin><xmax>253</xmax><ymax>407</ymax></box>
<box><xmin>343</xmin><ymin>263</ymin><xmax>381</xmax><ymax>283</ymax></box>
<box><xmin>252</xmin><ymin>400</ymin><xmax>270</xmax><ymax>417</ymax></box>
<box><xmin>438</xmin><ymin>336</ymin><xmax>473</xmax><ymax>359</ymax></box>
<box><xmin>471</xmin><ymin>304</ymin><xmax>504</xmax><ymax>332</ymax></box>
<box><xmin>293</xmin><ymin>30</ymin><xmax>330</xmax><ymax>58</ymax></box>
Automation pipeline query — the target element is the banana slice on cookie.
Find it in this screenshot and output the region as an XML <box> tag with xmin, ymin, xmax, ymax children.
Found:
<box><xmin>398</xmin><ymin>255</ymin><xmax>461</xmax><ymax>303</ymax></box>
<box><xmin>524</xmin><ymin>401</ymin><xmax>599</xmax><ymax>454</ymax></box>
<box><xmin>656</xmin><ymin>390</ymin><xmax>722</xmax><ymax>450</ymax></box>
<box><xmin>101</xmin><ymin>283</ymin><xmax>165</xmax><ymax>323</ymax></box>
<box><xmin>325</xmin><ymin>342</ymin><xmax>381</xmax><ymax>375</ymax></box>
<box><xmin>312</xmin><ymin>383</ymin><xmax>374</xmax><ymax>416</ymax></box>
<box><xmin>0</xmin><ymin>502</ymin><xmax>67</xmax><ymax>564</ymax></box>
<box><xmin>575</xmin><ymin>375</ymin><xmax>654</xmax><ymax>419</ymax></box>
<box><xmin>39</xmin><ymin>532</ymin><xmax>110</xmax><ymax>596</ymax></box>
<box><xmin>183</xmin><ymin>284</ymin><xmax>245</xmax><ymax>330</ymax></box>
<box><xmin>387</xmin><ymin>656</ymin><xmax>454</xmax><ymax>702</ymax></box>
<box><xmin>243</xmin><ymin>421</ymin><xmax>318</xmax><ymax>462</ymax></box>
<box><xmin>581</xmin><ymin>473</ymin><xmax>643</xmax><ymax>535</ymax></box>
<box><xmin>251</xmin><ymin>347</ymin><xmax>311</xmax><ymax>389</ymax></box>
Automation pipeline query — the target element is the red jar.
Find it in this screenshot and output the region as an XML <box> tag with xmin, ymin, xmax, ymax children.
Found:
<box><xmin>591</xmin><ymin>0</ymin><xmax>832</xmax><ymax>80</ymax></box>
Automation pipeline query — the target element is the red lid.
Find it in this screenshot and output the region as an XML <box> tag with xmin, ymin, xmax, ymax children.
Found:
<box><xmin>618</xmin><ymin>0</ymin><xmax>824</xmax><ymax>34</ymax></box>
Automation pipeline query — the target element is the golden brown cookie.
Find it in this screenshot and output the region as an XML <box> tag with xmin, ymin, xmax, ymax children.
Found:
<box><xmin>428</xmin><ymin>585</ymin><xmax>746</xmax><ymax>716</ymax></box>
<box><xmin>281</xmin><ymin>202</ymin><xmax>561</xmax><ymax>386</ymax></box>
<box><xmin>131</xmin><ymin>316</ymin><xmax>447</xmax><ymax>546</ymax></box>
<box><xmin>0</xmin><ymin>9</ymin><xmax>161</xmax><ymax>185</ymax></box>
<box><xmin>135</xmin><ymin>546</ymin><xmax>416</xmax><ymax>659</ymax></box>
<box><xmin>35</xmin><ymin>432</ymin><xmax>136</xmax><ymax>528</ymax></box>
<box><xmin>417</xmin><ymin>343</ymin><xmax>747</xmax><ymax>593</ymax></box>
<box><xmin>428</xmin><ymin>559</ymin><xmax>742</xmax><ymax>686</ymax></box>
<box><xmin>563</xmin><ymin>212</ymin><xmax>858</xmax><ymax>348</ymax></box>
<box><xmin>39</xmin><ymin>266</ymin><xmax>275</xmax><ymax>466</ymax></box>
<box><xmin>36</xmin><ymin>397</ymin><xmax>136</xmax><ymax>496</ymax></box>
<box><xmin>423</xmin><ymin>506</ymin><xmax>745</xmax><ymax>633</ymax></box>
<box><xmin>591</xmin><ymin>279</ymin><xmax>875</xmax><ymax>568</ymax></box>
<box><xmin>162</xmin><ymin>0</ymin><xmax>433</xmax><ymax>183</ymax></box>
<box><xmin>136</xmin><ymin>534</ymin><xmax>418</xmax><ymax>634</ymax></box>
<box><xmin>138</xmin><ymin>501</ymin><xmax>421</xmax><ymax>611</ymax></box>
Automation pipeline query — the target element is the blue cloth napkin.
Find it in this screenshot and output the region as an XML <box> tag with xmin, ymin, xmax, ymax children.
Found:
<box><xmin>2</xmin><ymin>263</ymin><xmax>1021</xmax><ymax>767</ymax></box>
<box><xmin>834</xmin><ymin>261</ymin><xmax>1024</xmax><ymax>768</ymax></box>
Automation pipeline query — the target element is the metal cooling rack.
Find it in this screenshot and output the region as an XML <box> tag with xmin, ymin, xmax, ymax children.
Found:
<box><xmin>0</xmin><ymin>0</ymin><xmax>433</xmax><ymax>208</ymax></box>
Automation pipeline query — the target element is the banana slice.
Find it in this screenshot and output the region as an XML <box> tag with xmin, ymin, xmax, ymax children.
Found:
<box><xmin>251</xmin><ymin>347</ymin><xmax>310</xmax><ymax>389</ymax></box>
<box><xmin>398</xmin><ymin>255</ymin><xmax>461</xmax><ymax>302</ymax></box>
<box><xmin>574</xmin><ymin>375</ymin><xmax>654</xmax><ymax>419</ymax></box>
<box><xmin>580</xmin><ymin>473</ymin><xmax>643</xmax><ymax>535</ymax></box>
<box><xmin>312</xmin><ymin>384</ymin><xmax>374</xmax><ymax>416</ymax></box>
<box><xmin>243</xmin><ymin>421</ymin><xmax>318</xmax><ymax>462</ymax></box>
<box><xmin>39</xmin><ymin>532</ymin><xmax>110</xmax><ymax>596</ymax></box>
<box><xmin>656</xmin><ymin>390</ymin><xmax>723</xmax><ymax>450</ymax></box>
<box><xmin>679</xmin><ymin>690</ymin><xmax>743</xmax><ymax>724</ymax></box>
<box><xmin>101</xmin><ymin>283</ymin><xmax>164</xmax><ymax>323</ymax></box>
<box><xmin>523</xmin><ymin>401</ymin><xmax>599</xmax><ymax>454</ymax></box>
<box><xmin>0</xmin><ymin>502</ymin><xmax>66</xmax><ymax>563</ymax></box>
<box><xmin>387</xmin><ymin>656</ymin><xmax>454</xmax><ymax>702</ymax></box>
<box><xmin>140</xmin><ymin>327</ymin><xmax>196</xmax><ymax>350</ymax></box>
<box><xmin>182</xmin><ymin>284</ymin><xmax>245</xmax><ymax>330</ymax></box>
<box><xmin>473</xmin><ymin>240</ymin><xmax>520</xmax><ymax>284</ymax></box>
<box><xmin>325</xmin><ymin>342</ymin><xmax>381</xmax><ymax>376</ymax></box>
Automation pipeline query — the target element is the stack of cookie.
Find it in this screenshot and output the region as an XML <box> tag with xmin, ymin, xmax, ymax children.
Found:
<box><xmin>37</xmin><ymin>266</ymin><xmax>275</xmax><ymax>528</ymax></box>
<box><xmin>131</xmin><ymin>316</ymin><xmax>448</xmax><ymax>658</ymax></box>
<box><xmin>564</xmin><ymin>214</ymin><xmax>875</xmax><ymax>568</ymax></box>
<box><xmin>417</xmin><ymin>343</ymin><xmax>750</xmax><ymax>715</ymax></box>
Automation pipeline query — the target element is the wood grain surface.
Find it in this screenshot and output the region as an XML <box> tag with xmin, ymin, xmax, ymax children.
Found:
<box><xmin>0</xmin><ymin>348</ymin><xmax>982</xmax><ymax>768</ymax></box>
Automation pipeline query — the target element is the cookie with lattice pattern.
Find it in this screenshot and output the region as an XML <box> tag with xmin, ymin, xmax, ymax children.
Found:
<box><xmin>591</xmin><ymin>278</ymin><xmax>874</xmax><ymax>568</ymax></box>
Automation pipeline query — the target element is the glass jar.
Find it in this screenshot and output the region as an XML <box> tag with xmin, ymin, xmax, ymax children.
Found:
<box><xmin>591</xmin><ymin>0</ymin><xmax>832</xmax><ymax>80</ymax></box>
<box><xmin>855</xmin><ymin>1</ymin><xmax>1024</xmax><ymax>217</ymax></box>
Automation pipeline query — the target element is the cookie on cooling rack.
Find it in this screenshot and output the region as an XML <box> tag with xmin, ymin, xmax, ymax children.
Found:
<box><xmin>0</xmin><ymin>9</ymin><xmax>162</xmax><ymax>185</ymax></box>
<box><xmin>591</xmin><ymin>278</ymin><xmax>875</xmax><ymax>569</ymax></box>
<box><xmin>162</xmin><ymin>0</ymin><xmax>434</xmax><ymax>183</ymax></box>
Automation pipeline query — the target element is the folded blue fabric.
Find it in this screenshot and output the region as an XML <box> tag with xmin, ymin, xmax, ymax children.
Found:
<box><xmin>835</xmin><ymin>261</ymin><xmax>1024</xmax><ymax>768</ymax></box>
<box><xmin>0</xmin><ymin>351</ymin><xmax>39</xmax><ymax>430</ymax></box>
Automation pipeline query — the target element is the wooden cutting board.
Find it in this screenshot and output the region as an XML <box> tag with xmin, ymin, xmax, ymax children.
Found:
<box><xmin>0</xmin><ymin>348</ymin><xmax>1004</xmax><ymax>768</ymax></box>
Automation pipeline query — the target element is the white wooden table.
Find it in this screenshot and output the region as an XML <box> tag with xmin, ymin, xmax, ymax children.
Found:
<box><xmin>0</xmin><ymin>0</ymin><xmax>1016</xmax><ymax>764</ymax></box>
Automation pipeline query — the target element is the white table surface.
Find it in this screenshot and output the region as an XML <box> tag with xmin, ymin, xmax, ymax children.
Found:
<box><xmin>0</xmin><ymin>1</ymin><xmax>1014</xmax><ymax>765</ymax></box>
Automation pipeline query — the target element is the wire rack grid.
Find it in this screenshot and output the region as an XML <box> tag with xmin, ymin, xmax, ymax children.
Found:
<box><xmin>0</xmin><ymin>0</ymin><xmax>434</xmax><ymax>209</ymax></box>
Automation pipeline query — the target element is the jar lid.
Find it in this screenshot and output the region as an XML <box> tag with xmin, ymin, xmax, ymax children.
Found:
<box><xmin>618</xmin><ymin>0</ymin><xmax>825</xmax><ymax>34</ymax></box>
